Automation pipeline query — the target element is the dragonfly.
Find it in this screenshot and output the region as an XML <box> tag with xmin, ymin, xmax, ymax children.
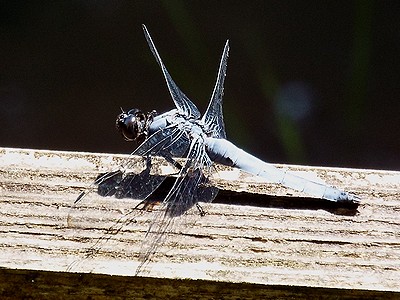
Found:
<box><xmin>74</xmin><ymin>24</ymin><xmax>360</xmax><ymax>274</ymax></box>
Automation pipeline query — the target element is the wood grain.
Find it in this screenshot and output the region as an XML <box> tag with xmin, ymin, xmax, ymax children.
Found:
<box><xmin>0</xmin><ymin>147</ymin><xmax>399</xmax><ymax>298</ymax></box>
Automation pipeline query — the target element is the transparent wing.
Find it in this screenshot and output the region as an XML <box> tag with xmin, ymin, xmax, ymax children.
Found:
<box><xmin>136</xmin><ymin>136</ymin><xmax>218</xmax><ymax>274</ymax></box>
<box><xmin>75</xmin><ymin>124</ymin><xmax>190</xmax><ymax>204</ymax></box>
<box><xmin>68</xmin><ymin>125</ymin><xmax>192</xmax><ymax>272</ymax></box>
<box><xmin>142</xmin><ymin>24</ymin><xmax>201</xmax><ymax>119</ymax></box>
<box><xmin>134</xmin><ymin>123</ymin><xmax>189</xmax><ymax>158</ymax></box>
<box><xmin>162</xmin><ymin>138</ymin><xmax>218</xmax><ymax>217</ymax></box>
<box><xmin>96</xmin><ymin>157</ymin><xmax>165</xmax><ymax>200</ymax></box>
<box><xmin>201</xmin><ymin>40</ymin><xmax>229</xmax><ymax>139</ymax></box>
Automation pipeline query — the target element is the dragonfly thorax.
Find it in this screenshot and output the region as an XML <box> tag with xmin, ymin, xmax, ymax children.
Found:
<box><xmin>115</xmin><ymin>108</ymin><xmax>155</xmax><ymax>145</ymax></box>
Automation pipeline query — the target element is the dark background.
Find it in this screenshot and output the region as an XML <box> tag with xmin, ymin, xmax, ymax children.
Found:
<box><xmin>1</xmin><ymin>1</ymin><xmax>399</xmax><ymax>170</ymax></box>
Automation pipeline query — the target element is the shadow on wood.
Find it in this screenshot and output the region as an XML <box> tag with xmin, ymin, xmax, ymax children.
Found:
<box><xmin>0</xmin><ymin>147</ymin><xmax>399</xmax><ymax>298</ymax></box>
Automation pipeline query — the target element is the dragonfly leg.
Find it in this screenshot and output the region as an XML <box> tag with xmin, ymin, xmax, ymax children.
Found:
<box><xmin>196</xmin><ymin>203</ymin><xmax>206</xmax><ymax>216</ymax></box>
<box><xmin>134</xmin><ymin>199</ymin><xmax>161</xmax><ymax>212</ymax></box>
<box><xmin>162</xmin><ymin>152</ymin><xmax>183</xmax><ymax>171</ymax></box>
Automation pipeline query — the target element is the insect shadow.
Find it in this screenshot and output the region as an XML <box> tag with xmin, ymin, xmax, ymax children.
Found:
<box><xmin>96</xmin><ymin>172</ymin><xmax>359</xmax><ymax>217</ymax></box>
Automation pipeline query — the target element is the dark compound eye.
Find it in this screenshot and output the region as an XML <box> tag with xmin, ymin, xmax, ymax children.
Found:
<box><xmin>115</xmin><ymin>109</ymin><xmax>150</xmax><ymax>143</ymax></box>
<box><xmin>116</xmin><ymin>112</ymin><xmax>138</xmax><ymax>141</ymax></box>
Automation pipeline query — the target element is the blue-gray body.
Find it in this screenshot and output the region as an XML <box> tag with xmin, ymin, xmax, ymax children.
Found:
<box><xmin>149</xmin><ymin>109</ymin><xmax>358</xmax><ymax>202</ymax></box>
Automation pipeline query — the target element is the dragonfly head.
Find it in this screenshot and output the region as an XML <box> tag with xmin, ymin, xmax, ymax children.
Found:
<box><xmin>116</xmin><ymin>108</ymin><xmax>154</xmax><ymax>144</ymax></box>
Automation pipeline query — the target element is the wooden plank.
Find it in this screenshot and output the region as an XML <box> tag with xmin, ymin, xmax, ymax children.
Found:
<box><xmin>0</xmin><ymin>147</ymin><xmax>399</xmax><ymax>298</ymax></box>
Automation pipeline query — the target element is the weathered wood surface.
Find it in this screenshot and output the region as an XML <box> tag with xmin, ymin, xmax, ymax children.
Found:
<box><xmin>0</xmin><ymin>147</ymin><xmax>399</xmax><ymax>298</ymax></box>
